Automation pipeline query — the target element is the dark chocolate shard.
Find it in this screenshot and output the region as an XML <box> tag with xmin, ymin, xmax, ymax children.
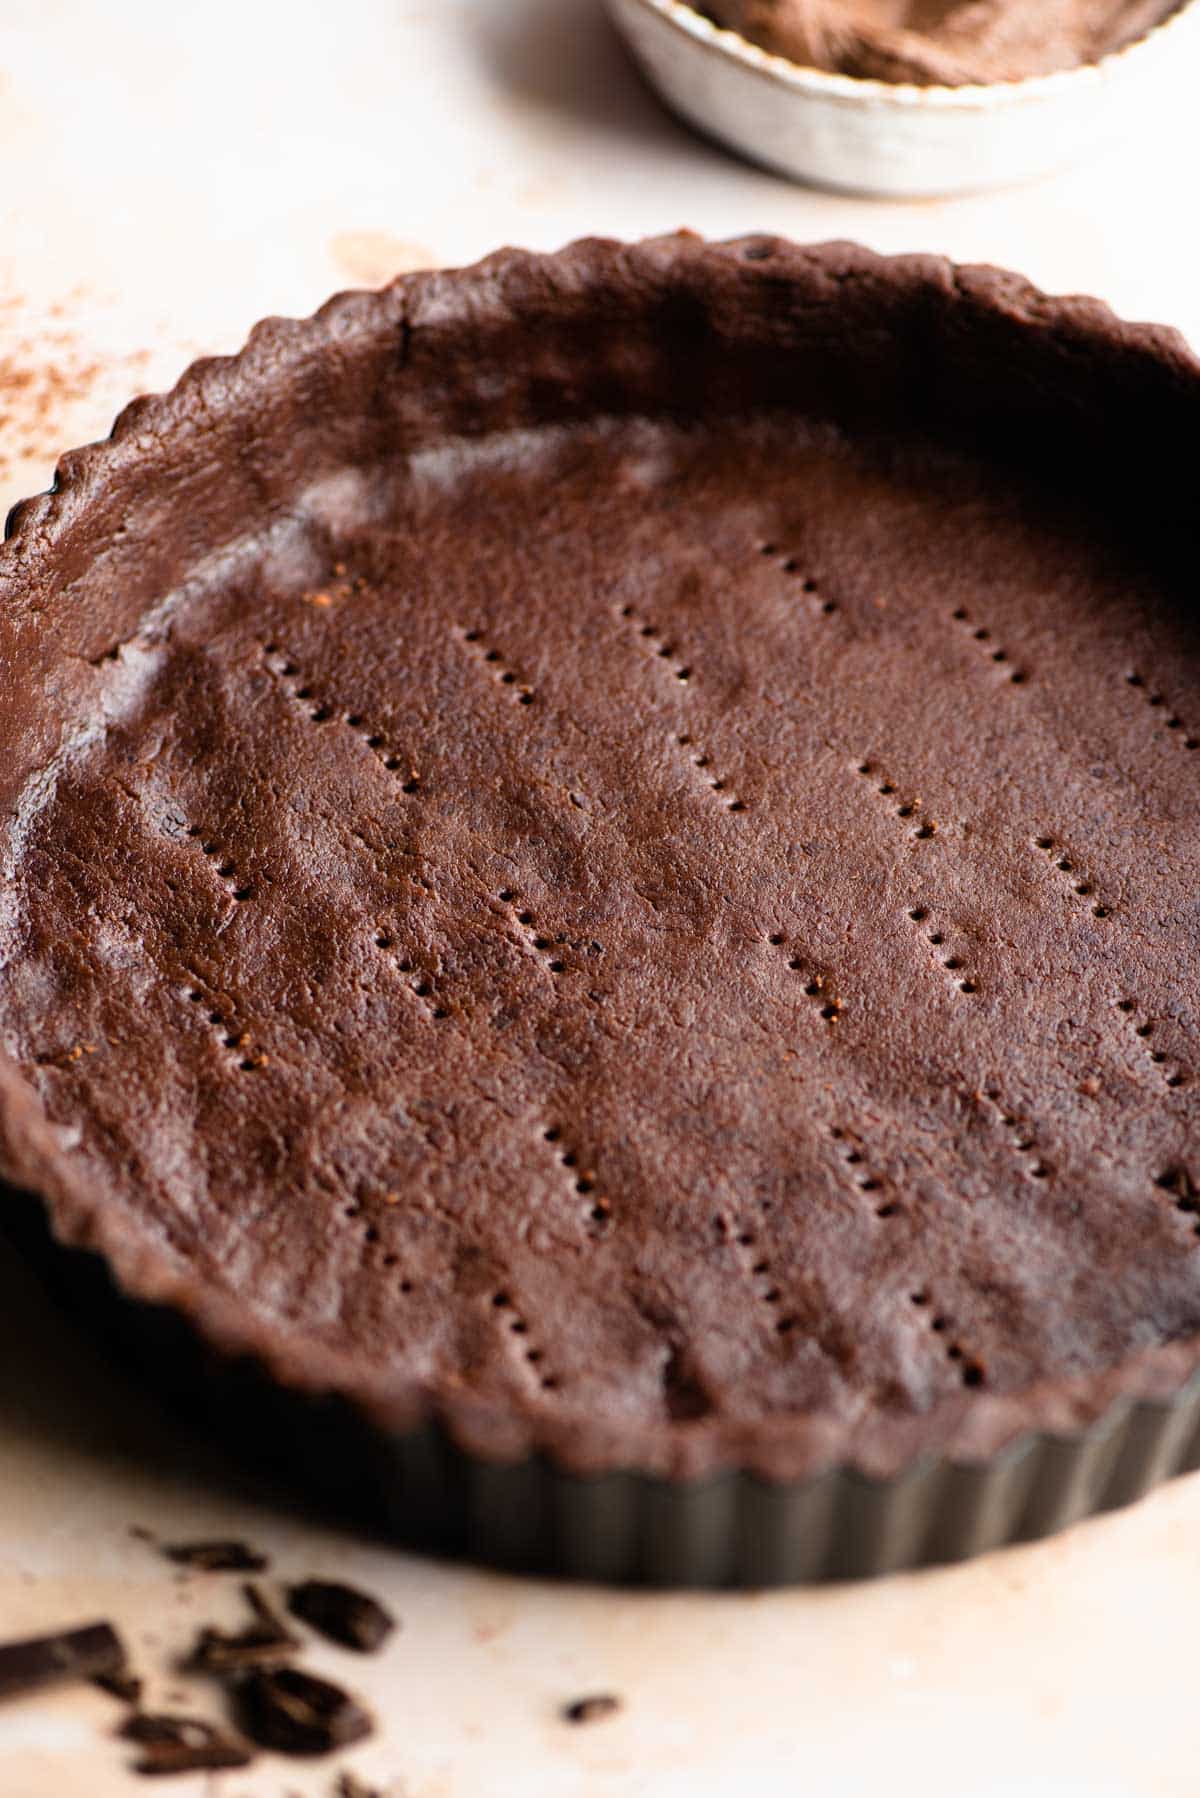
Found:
<box><xmin>186</xmin><ymin>1583</ymin><xmax>298</xmax><ymax>1673</ymax></box>
<box><xmin>563</xmin><ymin>1693</ymin><xmax>622</xmax><ymax>1724</ymax></box>
<box><xmin>119</xmin><ymin>1711</ymin><xmax>255</xmax><ymax>1775</ymax></box>
<box><xmin>0</xmin><ymin>1621</ymin><xmax>127</xmax><ymax>1700</ymax></box>
<box><xmin>239</xmin><ymin>1666</ymin><xmax>374</xmax><ymax>1756</ymax></box>
<box><xmin>163</xmin><ymin>1540</ymin><xmax>268</xmax><ymax>1573</ymax></box>
<box><xmin>286</xmin><ymin>1581</ymin><xmax>396</xmax><ymax>1654</ymax></box>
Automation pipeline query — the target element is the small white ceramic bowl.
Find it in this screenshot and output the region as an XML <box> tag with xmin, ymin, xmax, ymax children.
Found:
<box><xmin>607</xmin><ymin>0</ymin><xmax>1200</xmax><ymax>197</ymax></box>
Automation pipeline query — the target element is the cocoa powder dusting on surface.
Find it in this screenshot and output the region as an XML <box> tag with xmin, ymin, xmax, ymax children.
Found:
<box><xmin>0</xmin><ymin>289</ymin><xmax>151</xmax><ymax>488</ymax></box>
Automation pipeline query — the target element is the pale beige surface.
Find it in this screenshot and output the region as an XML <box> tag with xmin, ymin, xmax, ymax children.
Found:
<box><xmin>2</xmin><ymin>3</ymin><xmax>1200</xmax><ymax>1794</ymax></box>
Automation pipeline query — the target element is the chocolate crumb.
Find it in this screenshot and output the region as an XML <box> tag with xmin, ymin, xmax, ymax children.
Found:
<box><xmin>164</xmin><ymin>1540</ymin><xmax>268</xmax><ymax>1573</ymax></box>
<box><xmin>336</xmin><ymin>1774</ymin><xmax>383</xmax><ymax>1798</ymax></box>
<box><xmin>563</xmin><ymin>1693</ymin><xmax>621</xmax><ymax>1725</ymax></box>
<box><xmin>286</xmin><ymin>1581</ymin><xmax>396</xmax><ymax>1654</ymax></box>
<box><xmin>0</xmin><ymin>1621</ymin><xmax>127</xmax><ymax>1699</ymax></box>
<box><xmin>119</xmin><ymin>1711</ymin><xmax>255</xmax><ymax>1775</ymax></box>
<box><xmin>239</xmin><ymin>1666</ymin><xmax>374</xmax><ymax>1756</ymax></box>
<box><xmin>186</xmin><ymin>1582</ymin><xmax>298</xmax><ymax>1674</ymax></box>
<box><xmin>92</xmin><ymin>1666</ymin><xmax>145</xmax><ymax>1704</ymax></box>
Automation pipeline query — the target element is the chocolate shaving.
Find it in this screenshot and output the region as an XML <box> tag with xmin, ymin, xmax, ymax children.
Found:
<box><xmin>286</xmin><ymin>1581</ymin><xmax>396</xmax><ymax>1654</ymax></box>
<box><xmin>186</xmin><ymin>1582</ymin><xmax>298</xmax><ymax>1673</ymax></box>
<box><xmin>163</xmin><ymin>1540</ymin><xmax>268</xmax><ymax>1573</ymax></box>
<box><xmin>0</xmin><ymin>1621</ymin><xmax>127</xmax><ymax>1700</ymax></box>
<box><xmin>563</xmin><ymin>1693</ymin><xmax>622</xmax><ymax>1724</ymax></box>
<box><xmin>239</xmin><ymin>1666</ymin><xmax>374</xmax><ymax>1756</ymax></box>
<box><xmin>119</xmin><ymin>1711</ymin><xmax>255</xmax><ymax>1776</ymax></box>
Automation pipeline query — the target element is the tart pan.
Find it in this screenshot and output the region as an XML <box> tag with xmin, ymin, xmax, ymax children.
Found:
<box><xmin>7</xmin><ymin>1175</ymin><xmax>1200</xmax><ymax>1584</ymax></box>
<box><xmin>2</xmin><ymin>236</ymin><xmax>1199</xmax><ymax>1584</ymax></box>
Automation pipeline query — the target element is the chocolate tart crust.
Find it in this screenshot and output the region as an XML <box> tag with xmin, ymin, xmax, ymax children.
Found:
<box><xmin>1</xmin><ymin>235</ymin><xmax>1199</xmax><ymax>1509</ymax></box>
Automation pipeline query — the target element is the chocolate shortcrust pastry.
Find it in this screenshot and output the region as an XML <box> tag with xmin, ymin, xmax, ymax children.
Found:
<box><xmin>702</xmin><ymin>0</ymin><xmax>1183</xmax><ymax>85</ymax></box>
<box><xmin>1</xmin><ymin>238</ymin><xmax>1199</xmax><ymax>1498</ymax></box>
